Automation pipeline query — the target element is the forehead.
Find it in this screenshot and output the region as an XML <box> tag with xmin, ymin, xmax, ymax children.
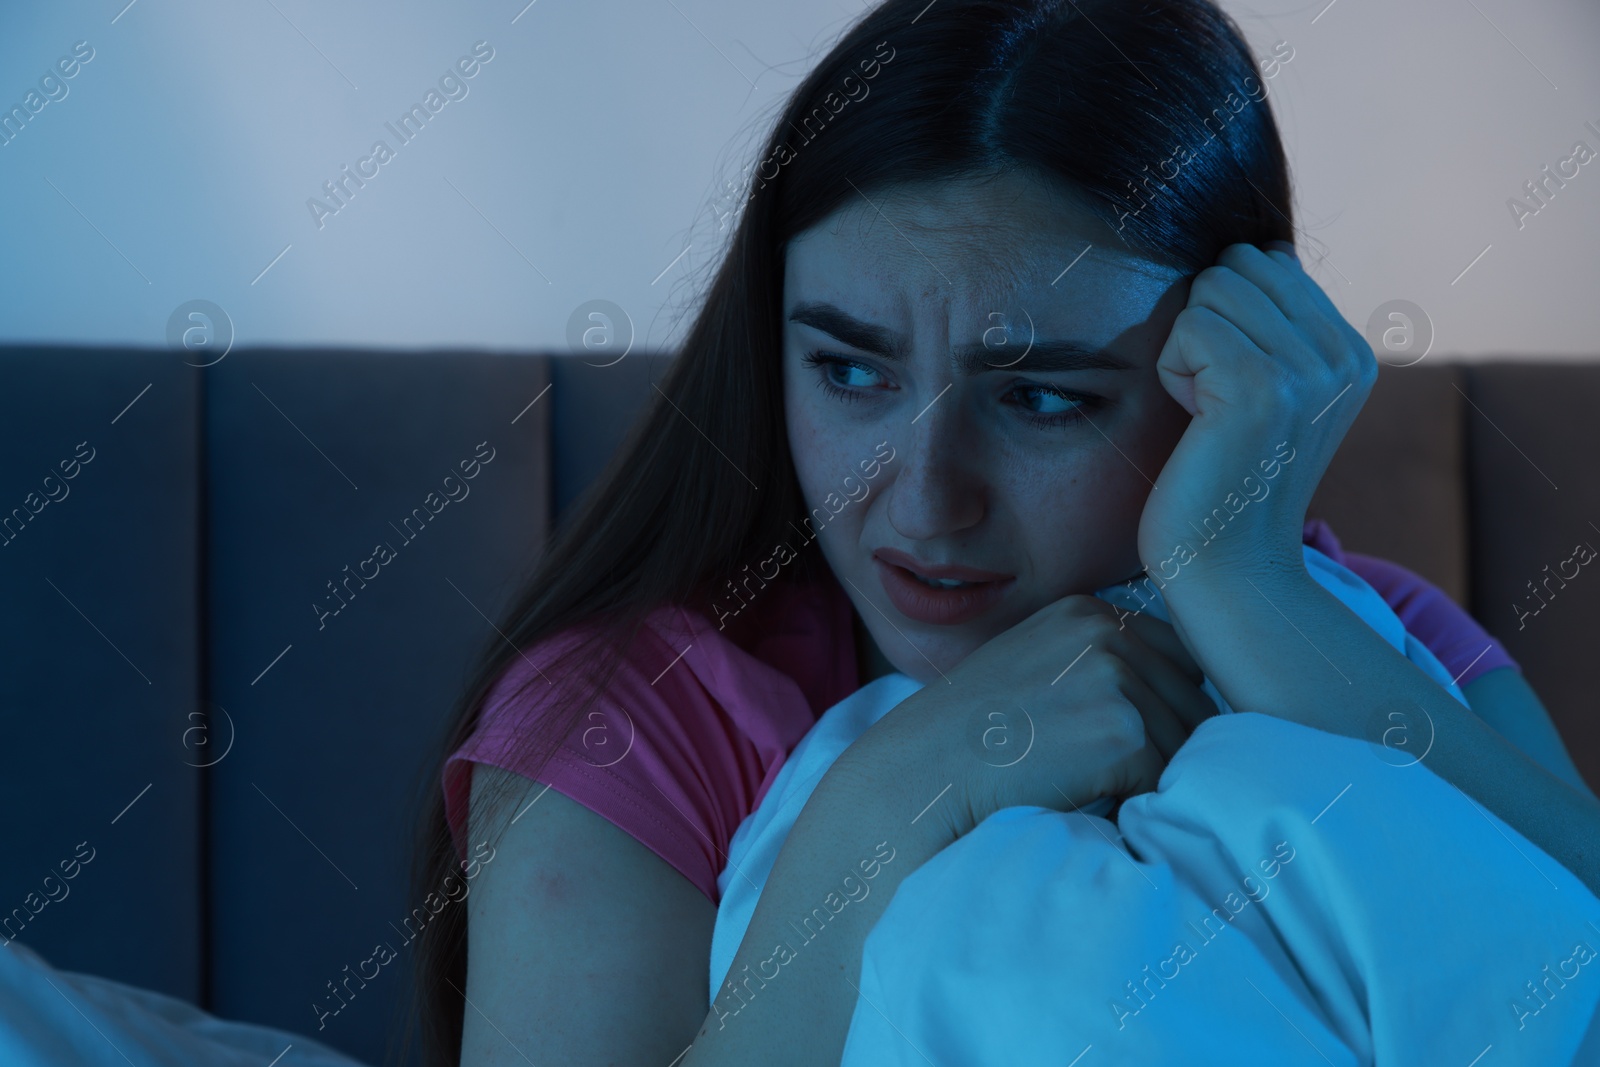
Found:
<box><xmin>783</xmin><ymin>172</ymin><xmax>1183</xmax><ymax>343</ymax></box>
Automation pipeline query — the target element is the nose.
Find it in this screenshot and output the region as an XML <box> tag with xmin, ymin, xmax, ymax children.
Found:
<box><xmin>885</xmin><ymin>397</ymin><xmax>986</xmax><ymax>540</ymax></box>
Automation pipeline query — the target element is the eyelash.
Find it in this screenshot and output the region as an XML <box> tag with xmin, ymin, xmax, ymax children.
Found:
<box><xmin>799</xmin><ymin>350</ymin><xmax>1105</xmax><ymax>428</ymax></box>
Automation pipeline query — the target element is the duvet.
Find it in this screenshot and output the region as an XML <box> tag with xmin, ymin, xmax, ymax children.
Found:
<box><xmin>709</xmin><ymin>545</ymin><xmax>1600</xmax><ymax>1065</ymax></box>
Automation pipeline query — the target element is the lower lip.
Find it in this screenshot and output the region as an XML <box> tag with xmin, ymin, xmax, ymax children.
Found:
<box><xmin>873</xmin><ymin>558</ymin><xmax>1013</xmax><ymax>625</ymax></box>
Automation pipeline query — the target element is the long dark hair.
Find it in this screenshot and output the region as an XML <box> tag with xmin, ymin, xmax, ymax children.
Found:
<box><xmin>405</xmin><ymin>0</ymin><xmax>1293</xmax><ymax>1060</ymax></box>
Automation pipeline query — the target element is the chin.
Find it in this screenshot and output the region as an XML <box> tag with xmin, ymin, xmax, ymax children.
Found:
<box><xmin>893</xmin><ymin>638</ymin><xmax>971</xmax><ymax>684</ymax></box>
<box><xmin>890</xmin><ymin>664</ymin><xmax>934</xmax><ymax>687</ymax></box>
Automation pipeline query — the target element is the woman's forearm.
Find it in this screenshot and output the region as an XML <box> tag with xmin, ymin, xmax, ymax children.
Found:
<box><xmin>681</xmin><ymin>720</ymin><xmax>956</xmax><ymax>1067</ymax></box>
<box><xmin>1159</xmin><ymin>558</ymin><xmax>1600</xmax><ymax>897</ymax></box>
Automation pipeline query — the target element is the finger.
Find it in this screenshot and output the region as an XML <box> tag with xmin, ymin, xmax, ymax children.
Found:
<box><xmin>1186</xmin><ymin>259</ymin><xmax>1302</xmax><ymax>361</ymax></box>
<box><xmin>1217</xmin><ymin>243</ymin><xmax>1323</xmax><ymax>333</ymax></box>
<box><xmin>1067</xmin><ymin>600</ymin><xmax>1216</xmax><ymax>731</ymax></box>
<box><xmin>1112</xmin><ymin>632</ymin><xmax>1221</xmax><ymax>739</ymax></box>
<box><xmin>1261</xmin><ymin>239</ymin><xmax>1298</xmax><ymax>262</ymax></box>
<box><xmin>1109</xmin><ymin>742</ymin><xmax>1169</xmax><ymax>809</ymax></box>
<box><xmin>1115</xmin><ymin>610</ymin><xmax>1203</xmax><ymax>682</ymax></box>
<box><xmin>1055</xmin><ymin>596</ymin><xmax>1193</xmax><ymax>680</ymax></box>
<box><xmin>1229</xmin><ymin>242</ymin><xmax>1370</xmax><ymax>389</ymax></box>
<box><xmin>1075</xmin><ymin>589</ymin><xmax>1197</xmax><ymax>678</ymax></box>
<box><xmin>1252</xmin><ymin>241</ymin><xmax>1353</xmax><ymax>345</ymax></box>
<box><xmin>1079</xmin><ymin>602</ymin><xmax>1218</xmax><ymax>734</ymax></box>
<box><xmin>1105</xmin><ymin>657</ymin><xmax>1191</xmax><ymax>764</ymax></box>
<box><xmin>1154</xmin><ymin>304</ymin><xmax>1272</xmax><ymax>417</ymax></box>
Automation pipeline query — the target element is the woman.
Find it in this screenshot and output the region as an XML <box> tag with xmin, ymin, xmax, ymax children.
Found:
<box><xmin>407</xmin><ymin>0</ymin><xmax>1598</xmax><ymax>1063</ymax></box>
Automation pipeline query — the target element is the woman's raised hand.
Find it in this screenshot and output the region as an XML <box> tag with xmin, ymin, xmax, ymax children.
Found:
<box><xmin>848</xmin><ymin>594</ymin><xmax>1220</xmax><ymax>843</ymax></box>
<box><xmin>1136</xmin><ymin>241</ymin><xmax>1378</xmax><ymax>584</ymax></box>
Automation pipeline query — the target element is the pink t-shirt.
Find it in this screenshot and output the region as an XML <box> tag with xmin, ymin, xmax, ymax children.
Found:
<box><xmin>1303</xmin><ymin>517</ymin><xmax>1519</xmax><ymax>685</ymax></box>
<box><xmin>441</xmin><ymin>572</ymin><xmax>860</xmax><ymax>903</ymax></box>
<box><xmin>442</xmin><ymin>519</ymin><xmax>1518</xmax><ymax>904</ymax></box>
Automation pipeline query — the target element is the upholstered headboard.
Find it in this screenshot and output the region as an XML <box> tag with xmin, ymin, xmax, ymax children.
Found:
<box><xmin>0</xmin><ymin>347</ymin><xmax>1593</xmax><ymax>1066</ymax></box>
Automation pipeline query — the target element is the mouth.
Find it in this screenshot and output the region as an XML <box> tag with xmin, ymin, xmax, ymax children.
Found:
<box><xmin>871</xmin><ymin>550</ymin><xmax>1014</xmax><ymax>626</ymax></box>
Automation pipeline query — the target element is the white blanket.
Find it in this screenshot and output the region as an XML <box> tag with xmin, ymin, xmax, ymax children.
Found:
<box><xmin>0</xmin><ymin>938</ymin><xmax>371</xmax><ymax>1066</ymax></box>
<box><xmin>710</xmin><ymin>545</ymin><xmax>1600</xmax><ymax>1064</ymax></box>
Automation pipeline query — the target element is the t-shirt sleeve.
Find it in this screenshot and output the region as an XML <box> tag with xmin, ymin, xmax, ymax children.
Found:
<box><xmin>441</xmin><ymin>612</ymin><xmax>775</xmax><ymax>906</ymax></box>
<box><xmin>1336</xmin><ymin>549</ymin><xmax>1521</xmax><ymax>686</ymax></box>
<box><xmin>1302</xmin><ymin>516</ymin><xmax>1520</xmax><ymax>687</ymax></box>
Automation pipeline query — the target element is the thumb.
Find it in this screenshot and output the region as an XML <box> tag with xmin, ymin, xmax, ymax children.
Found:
<box><xmin>1112</xmin><ymin>741</ymin><xmax>1168</xmax><ymax>805</ymax></box>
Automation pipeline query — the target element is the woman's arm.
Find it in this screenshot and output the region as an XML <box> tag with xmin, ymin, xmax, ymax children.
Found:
<box><xmin>679</xmin><ymin>742</ymin><xmax>957</xmax><ymax>1067</ymax></box>
<box><xmin>683</xmin><ymin>593</ymin><xmax>1217</xmax><ymax>1066</ymax></box>
<box><xmin>1461</xmin><ymin>665</ymin><xmax>1596</xmax><ymax>801</ymax></box>
<box><xmin>1329</xmin><ymin>546</ymin><xmax>1592</xmax><ymax>798</ymax></box>
<box><xmin>1161</xmin><ymin>556</ymin><xmax>1600</xmax><ymax>897</ymax></box>
<box><xmin>1130</xmin><ymin>239</ymin><xmax>1600</xmax><ymax>893</ymax></box>
<box><xmin>460</xmin><ymin>765</ymin><xmax>716</xmax><ymax>1067</ymax></box>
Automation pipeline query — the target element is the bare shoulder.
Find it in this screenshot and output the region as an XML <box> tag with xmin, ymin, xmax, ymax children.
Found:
<box><xmin>459</xmin><ymin>761</ymin><xmax>715</xmax><ymax>1067</ymax></box>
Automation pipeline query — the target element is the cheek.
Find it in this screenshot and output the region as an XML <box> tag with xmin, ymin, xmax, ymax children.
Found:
<box><xmin>784</xmin><ymin>374</ymin><xmax>824</xmax><ymax>492</ymax></box>
<box><xmin>785</xmin><ymin>373</ymin><xmax>851</xmax><ymax>508</ymax></box>
<box><xmin>1003</xmin><ymin>460</ymin><xmax>1138</xmax><ymax>538</ymax></box>
<box><xmin>785</xmin><ymin>365</ymin><xmax>887</xmax><ymax>508</ymax></box>
<box><xmin>996</xmin><ymin>439</ymin><xmax>1162</xmax><ymax>578</ymax></box>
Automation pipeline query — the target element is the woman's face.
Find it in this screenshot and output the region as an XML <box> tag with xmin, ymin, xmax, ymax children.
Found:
<box><xmin>782</xmin><ymin>170</ymin><xmax>1195</xmax><ymax>684</ymax></box>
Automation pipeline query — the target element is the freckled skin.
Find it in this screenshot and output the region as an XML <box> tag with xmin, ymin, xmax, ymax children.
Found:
<box><xmin>782</xmin><ymin>169</ymin><xmax>1196</xmax><ymax>685</ymax></box>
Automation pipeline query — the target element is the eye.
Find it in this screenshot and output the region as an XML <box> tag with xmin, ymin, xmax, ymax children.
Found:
<box><xmin>800</xmin><ymin>351</ymin><xmax>886</xmax><ymax>402</ymax></box>
<box><xmin>1006</xmin><ymin>382</ymin><xmax>1105</xmax><ymax>428</ymax></box>
<box><xmin>800</xmin><ymin>350</ymin><xmax>1106</xmax><ymax>429</ymax></box>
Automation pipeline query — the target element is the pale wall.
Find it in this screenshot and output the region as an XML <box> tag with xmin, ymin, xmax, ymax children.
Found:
<box><xmin>0</xmin><ymin>0</ymin><xmax>1594</xmax><ymax>359</ymax></box>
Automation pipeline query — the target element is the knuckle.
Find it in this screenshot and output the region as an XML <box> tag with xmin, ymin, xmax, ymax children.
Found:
<box><xmin>1078</xmin><ymin>653</ymin><xmax>1117</xmax><ymax>693</ymax></box>
<box><xmin>1056</xmin><ymin>593</ymin><xmax>1103</xmax><ymax>617</ymax></box>
<box><xmin>1096</xmin><ymin>698</ymin><xmax>1147</xmax><ymax>751</ymax></box>
<box><xmin>1080</xmin><ymin>611</ymin><xmax>1123</xmax><ymax>642</ymax></box>
<box><xmin>1105</xmin><ymin>655</ymin><xmax>1138</xmax><ymax>690</ymax></box>
<box><xmin>1042</xmin><ymin>598</ymin><xmax>1077</xmax><ymax>624</ymax></box>
<box><xmin>1310</xmin><ymin>318</ymin><xmax>1348</xmax><ymax>361</ymax></box>
<box><xmin>1260</xmin><ymin>361</ymin><xmax>1298</xmax><ymax>406</ymax></box>
<box><xmin>1170</xmin><ymin>304</ymin><xmax>1213</xmax><ymax>336</ymax></box>
<box><xmin>1190</xmin><ymin>266</ymin><xmax>1231</xmax><ymax>301</ymax></box>
<box><xmin>1216</xmin><ymin>242</ymin><xmax>1247</xmax><ymax>263</ymax></box>
<box><xmin>1081</xmin><ymin>648</ymin><xmax>1132</xmax><ymax>693</ymax></box>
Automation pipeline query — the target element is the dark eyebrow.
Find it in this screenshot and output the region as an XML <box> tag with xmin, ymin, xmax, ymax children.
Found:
<box><xmin>787</xmin><ymin>301</ymin><xmax>1137</xmax><ymax>374</ymax></box>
